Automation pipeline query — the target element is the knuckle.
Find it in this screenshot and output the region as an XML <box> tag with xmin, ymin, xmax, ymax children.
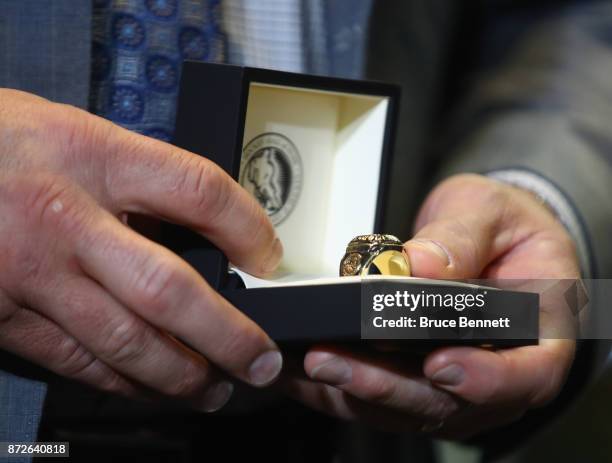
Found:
<box><xmin>189</xmin><ymin>160</ymin><xmax>235</xmax><ymax>225</ymax></box>
<box><xmin>55</xmin><ymin>343</ymin><xmax>136</xmax><ymax>396</ymax></box>
<box><xmin>130</xmin><ymin>253</ymin><xmax>185</xmax><ymax>314</ymax></box>
<box><xmin>53</xmin><ymin>335</ymin><xmax>98</xmax><ymax>377</ymax></box>
<box><xmin>171</xmin><ymin>155</ymin><xmax>208</xmax><ymax>199</ymax></box>
<box><xmin>99</xmin><ymin>317</ymin><xmax>151</xmax><ymax>366</ymax></box>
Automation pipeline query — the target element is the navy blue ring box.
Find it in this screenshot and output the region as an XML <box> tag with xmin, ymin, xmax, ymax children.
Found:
<box><xmin>166</xmin><ymin>61</ymin><xmax>537</xmax><ymax>348</ymax></box>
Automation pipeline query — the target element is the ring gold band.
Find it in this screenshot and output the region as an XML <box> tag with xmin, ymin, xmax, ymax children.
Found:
<box><xmin>339</xmin><ymin>234</ymin><xmax>411</xmax><ymax>277</ymax></box>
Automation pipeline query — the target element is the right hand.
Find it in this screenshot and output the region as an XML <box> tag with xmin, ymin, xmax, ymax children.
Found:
<box><xmin>0</xmin><ymin>89</ymin><xmax>283</xmax><ymax>412</ymax></box>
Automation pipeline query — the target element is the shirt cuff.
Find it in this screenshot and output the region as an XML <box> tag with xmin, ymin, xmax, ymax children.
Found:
<box><xmin>486</xmin><ymin>168</ymin><xmax>593</xmax><ymax>278</ymax></box>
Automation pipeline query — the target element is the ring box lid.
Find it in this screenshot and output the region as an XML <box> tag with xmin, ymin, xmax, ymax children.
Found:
<box><xmin>173</xmin><ymin>61</ymin><xmax>400</xmax><ymax>289</ymax></box>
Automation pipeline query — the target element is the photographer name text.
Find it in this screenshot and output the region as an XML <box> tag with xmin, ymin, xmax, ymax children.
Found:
<box><xmin>370</xmin><ymin>290</ymin><xmax>511</xmax><ymax>329</ymax></box>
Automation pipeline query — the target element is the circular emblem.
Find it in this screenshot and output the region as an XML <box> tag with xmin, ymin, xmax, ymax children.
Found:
<box><xmin>240</xmin><ymin>133</ymin><xmax>303</xmax><ymax>226</ymax></box>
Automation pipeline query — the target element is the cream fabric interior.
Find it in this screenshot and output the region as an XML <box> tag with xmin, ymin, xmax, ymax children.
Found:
<box><xmin>239</xmin><ymin>82</ymin><xmax>389</xmax><ymax>285</ymax></box>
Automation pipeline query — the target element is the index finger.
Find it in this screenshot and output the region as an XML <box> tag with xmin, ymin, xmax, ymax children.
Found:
<box><xmin>101</xmin><ymin>124</ymin><xmax>282</xmax><ymax>277</ymax></box>
<box><xmin>303</xmin><ymin>346</ymin><xmax>462</xmax><ymax>421</ymax></box>
<box><xmin>85</xmin><ymin>215</ymin><xmax>284</xmax><ymax>388</ymax></box>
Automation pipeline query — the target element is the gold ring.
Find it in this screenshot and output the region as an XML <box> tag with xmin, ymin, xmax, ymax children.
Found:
<box><xmin>339</xmin><ymin>234</ymin><xmax>411</xmax><ymax>277</ymax></box>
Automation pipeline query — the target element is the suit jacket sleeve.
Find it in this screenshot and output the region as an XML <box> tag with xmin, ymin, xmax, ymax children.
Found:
<box><xmin>435</xmin><ymin>1</ymin><xmax>612</xmax><ymax>456</ymax></box>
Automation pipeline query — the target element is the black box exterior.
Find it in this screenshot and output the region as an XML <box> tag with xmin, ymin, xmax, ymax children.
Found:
<box><xmin>169</xmin><ymin>61</ymin><xmax>537</xmax><ymax>347</ymax></box>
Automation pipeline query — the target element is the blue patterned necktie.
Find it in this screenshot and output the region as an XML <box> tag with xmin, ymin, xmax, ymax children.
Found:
<box><xmin>90</xmin><ymin>0</ymin><xmax>226</xmax><ymax>142</ymax></box>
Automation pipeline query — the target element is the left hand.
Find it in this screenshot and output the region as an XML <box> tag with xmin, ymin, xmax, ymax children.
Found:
<box><xmin>279</xmin><ymin>173</ymin><xmax>579</xmax><ymax>439</ymax></box>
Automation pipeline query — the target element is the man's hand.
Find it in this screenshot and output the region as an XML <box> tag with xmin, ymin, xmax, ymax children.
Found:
<box><xmin>0</xmin><ymin>89</ymin><xmax>284</xmax><ymax>412</ymax></box>
<box><xmin>282</xmin><ymin>174</ymin><xmax>578</xmax><ymax>438</ymax></box>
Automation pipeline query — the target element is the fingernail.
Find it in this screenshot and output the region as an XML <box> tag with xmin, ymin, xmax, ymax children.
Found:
<box><xmin>200</xmin><ymin>381</ymin><xmax>234</xmax><ymax>412</ymax></box>
<box><xmin>249</xmin><ymin>350</ymin><xmax>283</xmax><ymax>386</ymax></box>
<box><xmin>409</xmin><ymin>239</ymin><xmax>450</xmax><ymax>266</ymax></box>
<box><xmin>430</xmin><ymin>364</ymin><xmax>464</xmax><ymax>387</ymax></box>
<box><xmin>309</xmin><ymin>355</ymin><xmax>352</xmax><ymax>386</ymax></box>
<box><xmin>262</xmin><ymin>238</ymin><xmax>283</xmax><ymax>274</ymax></box>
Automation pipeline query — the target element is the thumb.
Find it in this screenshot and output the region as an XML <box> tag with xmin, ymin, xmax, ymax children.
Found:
<box><xmin>403</xmin><ymin>175</ymin><xmax>511</xmax><ymax>279</ymax></box>
<box><xmin>404</xmin><ymin>213</ymin><xmax>501</xmax><ymax>280</ymax></box>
